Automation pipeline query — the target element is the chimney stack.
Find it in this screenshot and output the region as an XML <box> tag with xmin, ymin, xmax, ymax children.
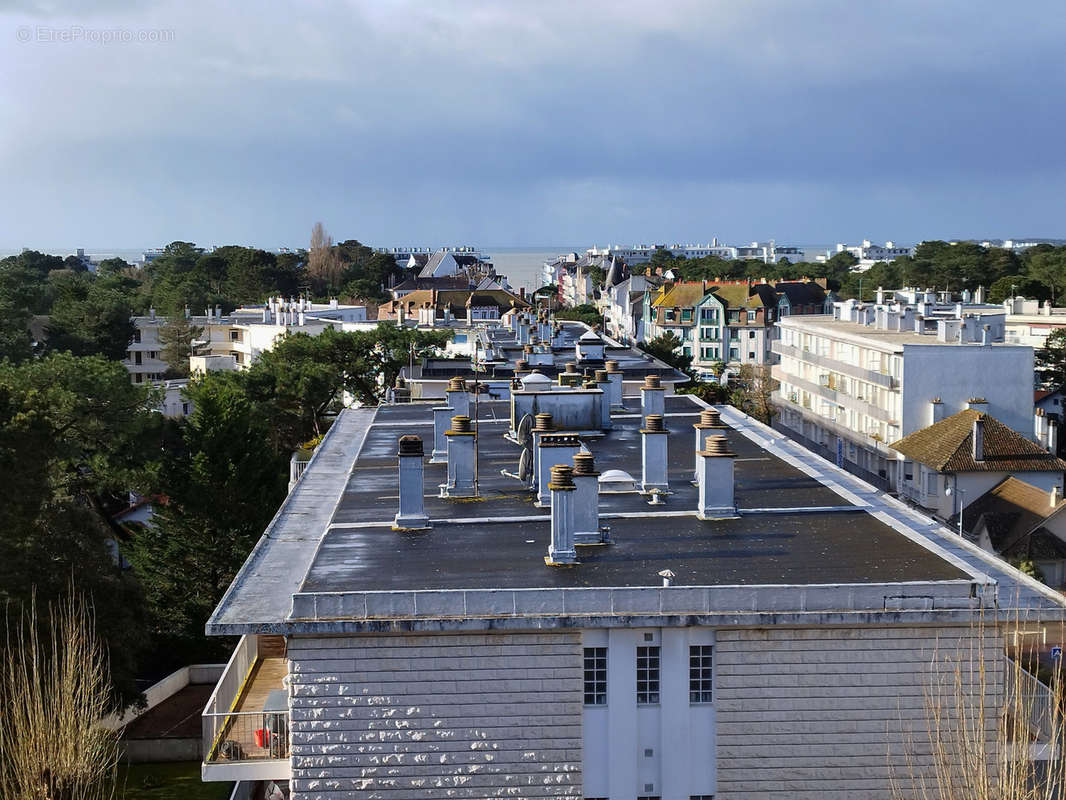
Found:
<box><xmin>692</xmin><ymin>407</ymin><xmax>729</xmax><ymax>482</ymax></box>
<box><xmin>572</xmin><ymin>451</ymin><xmax>604</xmax><ymax>545</ymax></box>
<box><xmin>930</xmin><ymin>397</ymin><xmax>944</xmax><ymax>424</ymax></box>
<box><xmin>530</xmin><ymin>412</ymin><xmax>555</xmax><ymax>492</ymax></box>
<box><xmin>641</xmin><ymin>374</ymin><xmax>665</xmax><ymax>418</ymax></box>
<box><xmin>640</xmin><ymin>414</ymin><xmax>670</xmax><ymax>494</ymax></box>
<box><xmin>981</xmin><ymin>324</ymin><xmax>991</xmax><ymax>346</ymax></box>
<box><xmin>593</xmin><ymin>369</ymin><xmax>613</xmax><ymax>430</ymax></box>
<box><xmin>605</xmin><ymin>360</ymin><xmax>625</xmax><ymax>410</ymax></box>
<box><xmin>536</xmin><ymin>433</ymin><xmax>581</xmax><ymax>507</ymax></box>
<box><xmin>446</xmin><ymin>376</ymin><xmax>471</xmax><ymax>418</ymax></box>
<box><xmin>545</xmin><ymin>465</ymin><xmax>578</xmax><ymax>566</ymax></box>
<box><xmin>972</xmin><ymin>416</ymin><xmax>985</xmax><ymax>462</ymax></box>
<box><xmin>394</xmin><ymin>435</ymin><xmax>430</xmax><ymax>529</ymax></box>
<box><xmin>1051</xmin><ymin>485</ymin><xmax>1061</xmax><ymax>509</ymax></box>
<box><xmin>443</xmin><ymin>415</ymin><xmax>476</xmax><ymax>497</ymax></box>
<box><xmin>697</xmin><ymin>434</ymin><xmax>738</xmax><ymax>519</ymax></box>
<box><xmin>431</xmin><ymin>404</ymin><xmax>452</xmax><ymax>462</ymax></box>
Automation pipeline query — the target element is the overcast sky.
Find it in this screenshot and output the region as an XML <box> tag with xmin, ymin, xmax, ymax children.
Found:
<box><xmin>2</xmin><ymin>0</ymin><xmax>1064</xmax><ymax>250</ymax></box>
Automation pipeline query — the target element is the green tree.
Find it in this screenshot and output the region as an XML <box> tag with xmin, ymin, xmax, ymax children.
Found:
<box><xmin>0</xmin><ymin>353</ymin><xmax>159</xmax><ymax>704</ymax></box>
<box><xmin>1027</xmin><ymin>247</ymin><xmax>1066</xmax><ymax>304</ymax></box>
<box><xmin>45</xmin><ymin>272</ymin><xmax>135</xmax><ymax>360</ymax></box>
<box><xmin>639</xmin><ymin>332</ymin><xmax>692</xmax><ymax>373</ymax></box>
<box><xmin>129</xmin><ymin>372</ymin><xmax>288</xmax><ymax>663</ymax></box>
<box><xmin>1036</xmin><ymin>328</ymin><xmax>1066</xmax><ymax>388</ymax></box>
<box><xmin>555</xmin><ymin>304</ymin><xmax>602</xmax><ymax>327</ymax></box>
<box><xmin>158</xmin><ymin>317</ymin><xmax>206</xmax><ymax>378</ymax></box>
<box><xmin>988</xmin><ymin>274</ymin><xmax>1048</xmax><ymax>304</ymax></box>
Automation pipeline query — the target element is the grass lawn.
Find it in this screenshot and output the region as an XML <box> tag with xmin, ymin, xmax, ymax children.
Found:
<box><xmin>119</xmin><ymin>762</ymin><xmax>231</xmax><ymax>800</ymax></box>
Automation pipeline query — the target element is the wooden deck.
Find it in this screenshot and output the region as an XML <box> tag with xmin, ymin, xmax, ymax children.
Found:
<box><xmin>234</xmin><ymin>657</ymin><xmax>287</xmax><ymax>713</ymax></box>
<box><xmin>212</xmin><ymin>656</ymin><xmax>288</xmax><ymax>762</ymax></box>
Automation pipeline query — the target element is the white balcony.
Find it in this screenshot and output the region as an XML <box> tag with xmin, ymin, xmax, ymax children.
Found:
<box><xmin>201</xmin><ymin>634</ymin><xmax>290</xmax><ymax>782</ymax></box>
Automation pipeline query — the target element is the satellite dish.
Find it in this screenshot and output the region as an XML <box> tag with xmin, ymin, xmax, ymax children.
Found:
<box><xmin>518</xmin><ymin>447</ymin><xmax>532</xmax><ymax>482</ymax></box>
<box><xmin>517</xmin><ymin>413</ymin><xmax>533</xmax><ymax>448</ymax></box>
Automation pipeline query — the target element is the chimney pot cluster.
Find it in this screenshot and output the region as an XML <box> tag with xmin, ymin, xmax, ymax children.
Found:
<box><xmin>594</xmin><ymin>369</ymin><xmax>610</xmax><ymax>382</ymax></box>
<box><xmin>448</xmin><ymin>414</ymin><xmax>473</xmax><ymax>433</ymax></box>
<box><xmin>643</xmin><ymin>413</ymin><xmax>666</xmax><ymax>433</ymax></box>
<box><xmin>605</xmin><ymin>360</ymin><xmax>621</xmax><ymax>373</ymax></box>
<box><xmin>565</xmin><ymin>362</ymin><xmax>578</xmax><ymax>374</ymax></box>
<box><xmin>448</xmin><ymin>376</ymin><xmax>467</xmax><ymax>392</ymax></box>
<box><xmin>701</xmin><ymin>434</ymin><xmax>734</xmax><ymax>456</ymax></box>
<box><xmin>643</xmin><ymin>374</ymin><xmax>662</xmax><ymax>389</ymax></box>
<box><xmin>548</xmin><ymin>463</ymin><xmax>575</xmax><ymax>489</ymax></box>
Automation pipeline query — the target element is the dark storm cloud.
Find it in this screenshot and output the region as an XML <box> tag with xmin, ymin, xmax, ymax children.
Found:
<box><xmin>2</xmin><ymin>0</ymin><xmax>1065</xmax><ymax>247</ymax></box>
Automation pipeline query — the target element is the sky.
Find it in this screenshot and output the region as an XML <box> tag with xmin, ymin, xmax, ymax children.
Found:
<box><xmin>1</xmin><ymin>0</ymin><xmax>1065</xmax><ymax>251</ymax></box>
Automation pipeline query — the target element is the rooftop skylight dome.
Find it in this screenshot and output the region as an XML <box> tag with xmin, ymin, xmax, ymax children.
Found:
<box><xmin>598</xmin><ymin>468</ymin><xmax>637</xmax><ymax>493</ymax></box>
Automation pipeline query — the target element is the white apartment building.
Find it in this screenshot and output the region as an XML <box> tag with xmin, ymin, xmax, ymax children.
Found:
<box><xmin>825</xmin><ymin>240</ymin><xmax>912</xmax><ymax>270</ymax></box>
<box><xmin>123</xmin><ymin>299</ymin><xmax>368</xmax><ymax>384</ymax></box>
<box><xmin>773</xmin><ymin>300</ymin><xmax>1033</xmax><ymax>487</ymax></box>
<box><xmin>1004</xmin><ymin>296</ymin><xmax>1066</xmax><ymax>350</ymax></box>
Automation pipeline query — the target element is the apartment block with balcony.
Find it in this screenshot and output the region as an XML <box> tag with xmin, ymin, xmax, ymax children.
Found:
<box><xmin>773</xmin><ymin>302</ymin><xmax>1035</xmax><ymax>488</ymax></box>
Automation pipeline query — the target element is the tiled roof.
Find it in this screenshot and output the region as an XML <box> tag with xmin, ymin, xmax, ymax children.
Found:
<box><xmin>709</xmin><ymin>283</ymin><xmax>765</xmax><ymax>309</ymax></box>
<box><xmin>776</xmin><ymin>281</ymin><xmax>828</xmax><ymax>307</ymax></box>
<box><xmin>891</xmin><ymin>409</ymin><xmax>1066</xmax><ymax>473</ymax></box>
<box><xmin>961</xmin><ymin>477</ymin><xmax>1066</xmax><ymax>559</ymax></box>
<box><xmin>651</xmin><ymin>282</ymin><xmax>709</xmax><ymax>309</ymax></box>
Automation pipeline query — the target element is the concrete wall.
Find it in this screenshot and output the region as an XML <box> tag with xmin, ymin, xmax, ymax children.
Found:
<box><xmin>901</xmin><ymin>345</ymin><xmax>1034</xmax><ymax>436</ymax></box>
<box><xmin>714</xmin><ymin>624</ymin><xmax>1001</xmax><ymax>800</ymax></box>
<box><xmin>287</xmin><ymin>632</ymin><xmax>583</xmax><ymax>799</ymax></box>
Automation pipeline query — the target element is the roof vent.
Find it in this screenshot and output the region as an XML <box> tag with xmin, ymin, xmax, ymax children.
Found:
<box><xmin>643</xmin><ymin>374</ymin><xmax>662</xmax><ymax>389</ymax></box>
<box><xmin>599</xmin><ymin>469</ymin><xmax>637</xmax><ymax>493</ymax></box>
<box><xmin>447</xmin><ymin>376</ymin><xmax>467</xmax><ymax>392</ymax></box>
<box><xmin>534</xmin><ymin>412</ymin><xmax>555</xmax><ymax>432</ymax></box>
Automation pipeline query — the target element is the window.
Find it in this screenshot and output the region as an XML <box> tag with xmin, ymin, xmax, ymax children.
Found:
<box><xmin>133</xmin><ymin>330</ymin><xmax>141</xmax><ymax>343</ymax></box>
<box><xmin>747</xmin><ymin>310</ymin><xmax>756</xmax><ymax>322</ymax></box>
<box><xmin>636</xmin><ymin>646</ymin><xmax>660</xmax><ymax>704</ymax></box>
<box><xmin>691</xmin><ymin>796</ymin><xmax>715</xmax><ymax>800</ymax></box>
<box><xmin>690</xmin><ymin>645</ymin><xmax>713</xmax><ymax>703</ymax></box>
<box><xmin>134</xmin><ymin>352</ymin><xmax>142</xmax><ymax>365</ymax></box>
<box><xmin>583</xmin><ymin>647</ymin><xmax>607</xmax><ymax>705</ymax></box>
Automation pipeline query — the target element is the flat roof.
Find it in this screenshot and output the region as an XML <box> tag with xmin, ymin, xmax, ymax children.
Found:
<box><xmin>778</xmin><ymin>314</ymin><xmax>1028</xmax><ymax>349</ymax></box>
<box><xmin>207</xmin><ymin>338</ymin><xmax>1066</xmax><ymax>634</ymax></box>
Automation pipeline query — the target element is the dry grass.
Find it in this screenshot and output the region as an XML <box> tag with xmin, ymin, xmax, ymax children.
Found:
<box><xmin>893</xmin><ymin>612</ymin><xmax>1066</xmax><ymax>800</ymax></box>
<box><xmin>0</xmin><ymin>594</ymin><xmax>119</xmax><ymax>800</ymax></box>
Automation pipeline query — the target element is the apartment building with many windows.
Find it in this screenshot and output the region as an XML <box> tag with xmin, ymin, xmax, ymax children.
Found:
<box><xmin>642</xmin><ymin>279</ymin><xmax>831</xmax><ymax>372</ymax></box>
<box><xmin>773</xmin><ymin>300</ymin><xmax>1033</xmax><ymax>488</ymax></box>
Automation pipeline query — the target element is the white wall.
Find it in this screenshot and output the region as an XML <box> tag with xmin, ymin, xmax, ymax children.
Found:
<box><xmin>900</xmin><ymin>344</ymin><xmax>1034</xmax><ymax>436</ymax></box>
<box><xmin>581</xmin><ymin>627</ymin><xmax>716</xmax><ymax>800</ymax></box>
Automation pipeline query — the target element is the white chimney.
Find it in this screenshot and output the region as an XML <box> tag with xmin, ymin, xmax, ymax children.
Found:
<box><xmin>1050</xmin><ymin>418</ymin><xmax>1059</xmax><ymax>455</ymax></box>
<box><xmin>640</xmin><ymin>414</ymin><xmax>670</xmax><ymax>494</ymax></box>
<box><xmin>605</xmin><ymin>360</ymin><xmax>624</xmax><ymax>409</ymax></box>
<box><xmin>262</xmin><ymin>307</ymin><xmax>269</xmax><ymax>323</ymax></box>
<box><xmin>693</xmin><ymin>407</ymin><xmax>728</xmax><ymax>482</ymax></box>
<box><xmin>215</xmin><ymin>304</ymin><xmax>222</xmax><ymax>319</ymax></box>
<box><xmin>184</xmin><ymin>305</ymin><xmax>191</xmax><ymax>319</ymax></box>
<box><xmin>431</xmin><ymin>405</ymin><xmax>452</xmax><ymax>462</ymax></box>
<box><xmin>572</xmin><ymin>451</ymin><xmax>604</xmax><ymax>545</ymax></box>
<box><xmin>981</xmin><ymin>324</ymin><xmax>990</xmax><ymax>346</ymax></box>
<box><xmin>298</xmin><ymin>310</ymin><xmax>306</xmax><ymax>326</ymax></box>
<box><xmin>149</xmin><ymin>307</ymin><xmax>156</xmax><ymax>320</ymax></box>
<box><xmin>330</xmin><ymin>297</ymin><xmax>339</xmax><ymax>310</ymax></box>
<box><xmin>641</xmin><ymin>374</ymin><xmax>665</xmax><ymax>418</ymax></box>
<box><xmin>445</xmin><ymin>376</ymin><xmax>470</xmax><ymax>418</ymax></box>
<box><xmin>1051</xmin><ymin>484</ymin><xmax>1061</xmax><ymax>509</ymax></box>
<box><xmin>395</xmin><ymin>435</ymin><xmax>430</xmax><ymax>529</ymax></box>
<box><xmin>442</xmin><ymin>415</ymin><xmax>476</xmax><ymax>497</ymax></box>
<box><xmin>536</xmin><ymin>433</ymin><xmax>581</xmax><ymax>507</ymax></box>
<box><xmin>930</xmin><ymin>397</ymin><xmax>944</xmax><ymax>424</ymax></box>
<box><xmin>967</xmin><ymin>397</ymin><xmax>988</xmax><ymax>413</ymax></box>
<box><xmin>545</xmin><ymin>464</ymin><xmax>578</xmax><ymax>566</ymax></box>
<box><xmin>972</xmin><ymin>417</ymin><xmax>985</xmax><ymax>462</ymax></box>
<box><xmin>697</xmin><ymin>434</ymin><xmax>738</xmax><ymax>519</ymax></box>
<box><xmin>594</xmin><ymin>369</ymin><xmax>612</xmax><ymax>430</ymax></box>
<box><xmin>530</xmin><ymin>413</ymin><xmax>555</xmax><ymax>492</ymax></box>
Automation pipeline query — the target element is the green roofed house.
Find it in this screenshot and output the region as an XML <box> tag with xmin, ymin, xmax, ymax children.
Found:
<box><xmin>891</xmin><ymin>408</ymin><xmax>1066</xmax><ymax>523</ymax></box>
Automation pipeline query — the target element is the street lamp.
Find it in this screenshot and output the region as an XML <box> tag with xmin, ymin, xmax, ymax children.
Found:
<box><xmin>945</xmin><ymin>484</ymin><xmax>966</xmax><ymax>536</ymax></box>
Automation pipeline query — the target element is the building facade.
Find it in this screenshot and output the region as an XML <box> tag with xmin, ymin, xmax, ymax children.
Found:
<box><xmin>773</xmin><ymin>301</ymin><xmax>1033</xmax><ymax>487</ymax></box>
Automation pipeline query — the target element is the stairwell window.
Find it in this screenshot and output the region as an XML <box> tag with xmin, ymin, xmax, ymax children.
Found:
<box><xmin>583</xmin><ymin>647</ymin><xmax>607</xmax><ymax>705</ymax></box>
<box><xmin>689</xmin><ymin>645</ymin><xmax>713</xmax><ymax>703</ymax></box>
<box><xmin>636</xmin><ymin>646</ymin><xmax>660</xmax><ymax>704</ymax></box>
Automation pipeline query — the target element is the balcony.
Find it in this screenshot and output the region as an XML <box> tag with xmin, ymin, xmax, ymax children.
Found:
<box><xmin>772</xmin><ymin>341</ymin><xmax>898</xmax><ymax>389</ymax></box>
<box><xmin>772</xmin><ymin>366</ymin><xmax>896</xmax><ymax>425</ymax></box>
<box><xmin>201</xmin><ymin>634</ymin><xmax>290</xmax><ymax>782</ymax></box>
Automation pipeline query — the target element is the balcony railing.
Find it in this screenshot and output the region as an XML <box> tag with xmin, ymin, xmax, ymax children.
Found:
<box><xmin>1006</xmin><ymin>655</ymin><xmax>1055</xmax><ymax>743</ymax></box>
<box><xmin>772</xmin><ymin>341</ymin><xmax>898</xmax><ymax>389</ymax></box>
<box><xmin>202</xmin><ymin>634</ymin><xmax>290</xmax><ymax>780</ymax></box>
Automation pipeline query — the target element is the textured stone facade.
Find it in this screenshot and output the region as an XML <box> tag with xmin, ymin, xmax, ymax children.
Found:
<box><xmin>287</xmin><ymin>632</ymin><xmax>583</xmax><ymax>799</ymax></box>
<box><xmin>714</xmin><ymin>625</ymin><xmax>1001</xmax><ymax>800</ymax></box>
